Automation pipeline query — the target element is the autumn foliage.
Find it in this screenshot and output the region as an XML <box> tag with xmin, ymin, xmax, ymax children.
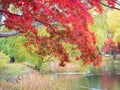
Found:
<box><xmin>0</xmin><ymin>0</ymin><xmax>116</xmax><ymax>66</ymax></box>
<box><xmin>102</xmin><ymin>38</ymin><xmax>116</xmax><ymax>54</ymax></box>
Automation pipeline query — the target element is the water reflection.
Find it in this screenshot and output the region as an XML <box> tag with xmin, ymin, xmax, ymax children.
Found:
<box><xmin>54</xmin><ymin>74</ymin><xmax>120</xmax><ymax>90</ymax></box>
<box><xmin>100</xmin><ymin>74</ymin><xmax>120</xmax><ymax>90</ymax></box>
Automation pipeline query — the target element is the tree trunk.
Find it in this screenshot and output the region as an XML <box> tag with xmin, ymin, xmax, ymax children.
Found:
<box><xmin>112</xmin><ymin>50</ymin><xmax>116</xmax><ymax>59</ymax></box>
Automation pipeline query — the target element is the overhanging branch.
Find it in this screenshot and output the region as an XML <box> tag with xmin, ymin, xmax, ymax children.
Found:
<box><xmin>99</xmin><ymin>1</ymin><xmax>120</xmax><ymax>11</ymax></box>
<box><xmin>83</xmin><ymin>0</ymin><xmax>120</xmax><ymax>11</ymax></box>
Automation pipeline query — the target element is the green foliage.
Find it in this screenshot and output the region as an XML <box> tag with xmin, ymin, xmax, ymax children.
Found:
<box><xmin>62</xmin><ymin>42</ymin><xmax>81</xmax><ymax>62</ymax></box>
<box><xmin>0</xmin><ymin>52</ymin><xmax>9</xmax><ymax>70</ymax></box>
<box><xmin>0</xmin><ymin>26</ymin><xmax>54</xmax><ymax>70</ymax></box>
<box><xmin>36</xmin><ymin>26</ymin><xmax>50</xmax><ymax>36</ymax></box>
<box><xmin>89</xmin><ymin>10</ymin><xmax>108</xmax><ymax>51</ymax></box>
<box><xmin>107</xmin><ymin>10</ymin><xmax>120</xmax><ymax>43</ymax></box>
<box><xmin>33</xmin><ymin>54</ymin><xmax>53</xmax><ymax>71</ymax></box>
<box><xmin>34</xmin><ymin>56</ymin><xmax>44</xmax><ymax>71</ymax></box>
<box><xmin>0</xmin><ymin>36</ymin><xmax>27</xmax><ymax>62</ymax></box>
<box><xmin>113</xmin><ymin>28</ymin><xmax>120</xmax><ymax>42</ymax></box>
<box><xmin>107</xmin><ymin>10</ymin><xmax>120</xmax><ymax>34</ymax></box>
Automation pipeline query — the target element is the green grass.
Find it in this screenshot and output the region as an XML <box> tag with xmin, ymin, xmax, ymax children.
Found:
<box><xmin>0</xmin><ymin>63</ymin><xmax>27</xmax><ymax>81</ymax></box>
<box><xmin>0</xmin><ymin>52</ymin><xmax>29</xmax><ymax>81</ymax></box>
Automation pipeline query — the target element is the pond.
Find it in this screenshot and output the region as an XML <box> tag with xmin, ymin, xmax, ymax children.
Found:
<box><xmin>52</xmin><ymin>61</ymin><xmax>120</xmax><ymax>90</ymax></box>
<box><xmin>53</xmin><ymin>73</ymin><xmax>120</xmax><ymax>90</ymax></box>
<box><xmin>1</xmin><ymin>59</ymin><xmax>119</xmax><ymax>90</ymax></box>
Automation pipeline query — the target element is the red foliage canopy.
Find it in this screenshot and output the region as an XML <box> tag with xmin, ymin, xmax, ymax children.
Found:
<box><xmin>102</xmin><ymin>38</ymin><xmax>116</xmax><ymax>54</ymax></box>
<box><xmin>0</xmin><ymin>0</ymin><xmax>116</xmax><ymax>66</ymax></box>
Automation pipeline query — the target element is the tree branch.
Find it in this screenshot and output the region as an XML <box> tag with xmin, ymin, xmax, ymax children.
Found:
<box><xmin>82</xmin><ymin>0</ymin><xmax>94</xmax><ymax>9</ymax></box>
<box><xmin>111</xmin><ymin>0</ymin><xmax>120</xmax><ymax>6</ymax></box>
<box><xmin>99</xmin><ymin>1</ymin><xmax>120</xmax><ymax>11</ymax></box>
<box><xmin>0</xmin><ymin>30</ymin><xmax>18</xmax><ymax>38</ymax></box>
<box><xmin>0</xmin><ymin>24</ymin><xmax>5</xmax><ymax>27</ymax></box>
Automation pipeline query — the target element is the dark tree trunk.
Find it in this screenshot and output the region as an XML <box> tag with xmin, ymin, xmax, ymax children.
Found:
<box><xmin>9</xmin><ymin>56</ymin><xmax>15</xmax><ymax>63</ymax></box>
<box><xmin>112</xmin><ymin>50</ymin><xmax>116</xmax><ymax>59</ymax></box>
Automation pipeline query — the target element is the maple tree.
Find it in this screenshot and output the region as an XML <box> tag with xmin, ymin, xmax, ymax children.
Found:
<box><xmin>102</xmin><ymin>37</ymin><xmax>116</xmax><ymax>56</ymax></box>
<box><xmin>0</xmin><ymin>0</ymin><xmax>118</xmax><ymax>66</ymax></box>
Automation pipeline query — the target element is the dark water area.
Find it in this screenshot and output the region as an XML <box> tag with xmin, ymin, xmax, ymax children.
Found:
<box><xmin>53</xmin><ymin>73</ymin><xmax>120</xmax><ymax>90</ymax></box>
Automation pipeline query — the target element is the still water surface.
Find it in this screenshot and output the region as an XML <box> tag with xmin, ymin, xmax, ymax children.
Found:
<box><xmin>53</xmin><ymin>73</ymin><xmax>120</xmax><ymax>90</ymax></box>
<box><xmin>52</xmin><ymin>61</ymin><xmax>120</xmax><ymax>90</ymax></box>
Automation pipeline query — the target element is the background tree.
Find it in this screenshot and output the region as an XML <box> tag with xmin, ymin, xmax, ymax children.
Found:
<box><xmin>107</xmin><ymin>9</ymin><xmax>120</xmax><ymax>43</ymax></box>
<box><xmin>89</xmin><ymin>8</ymin><xmax>109</xmax><ymax>52</ymax></box>
<box><xmin>102</xmin><ymin>37</ymin><xmax>117</xmax><ymax>59</ymax></box>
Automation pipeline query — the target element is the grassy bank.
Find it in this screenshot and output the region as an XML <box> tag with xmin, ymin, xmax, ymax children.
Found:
<box><xmin>0</xmin><ymin>63</ymin><xmax>30</xmax><ymax>81</ymax></box>
<box><xmin>0</xmin><ymin>74</ymin><xmax>68</xmax><ymax>90</ymax></box>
